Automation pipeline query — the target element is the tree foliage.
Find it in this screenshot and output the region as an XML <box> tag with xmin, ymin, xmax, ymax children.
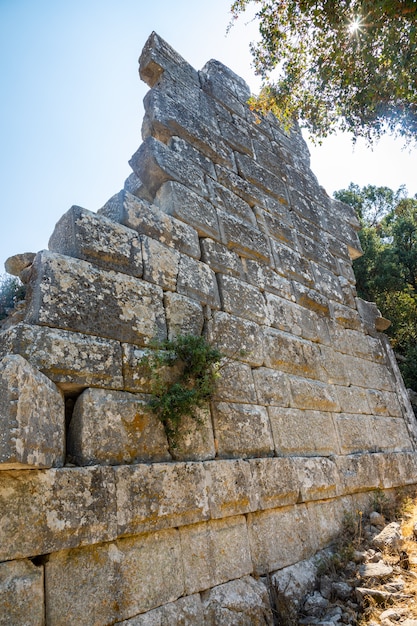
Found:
<box><xmin>334</xmin><ymin>183</ymin><xmax>417</xmax><ymax>389</ymax></box>
<box><xmin>230</xmin><ymin>0</ymin><xmax>417</xmax><ymax>143</ymax></box>
<box><xmin>0</xmin><ymin>274</ymin><xmax>25</xmax><ymax>321</ymax></box>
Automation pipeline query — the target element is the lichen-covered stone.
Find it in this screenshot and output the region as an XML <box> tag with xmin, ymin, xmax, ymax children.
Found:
<box><xmin>218</xmin><ymin>211</ymin><xmax>271</xmax><ymax>262</ymax></box>
<box><xmin>201</xmin><ymin>576</ymin><xmax>274</xmax><ymax>626</ymax></box>
<box><xmin>116</xmin><ymin>594</ymin><xmax>205</xmax><ymax>625</ymax></box>
<box><xmin>0</xmin><ymin>354</ymin><xmax>65</xmax><ymax>469</ymax></box>
<box><xmin>67</xmin><ymin>388</ymin><xmax>171</xmax><ymax>466</ymax></box>
<box><xmin>218</xmin><ymin>274</ymin><xmax>268</xmax><ymax>323</ymax></box>
<box><xmin>289</xmin><ymin>376</ymin><xmax>340</xmax><ymax>412</ymax></box>
<box><xmin>206</xmin><ymin>311</ymin><xmax>264</xmax><ymax>366</ymax></box>
<box><xmin>263</xmin><ymin>329</ymin><xmax>323</xmax><ymax>380</ymax></box>
<box><xmin>214</xmin><ymin>360</ymin><xmax>257</xmax><ymax>404</ymax></box>
<box><xmin>177</xmin><ymin>255</ymin><xmax>220</xmax><ymax>307</ymax></box>
<box><xmin>201</xmin><ymin>238</ymin><xmax>244</xmax><ymax>277</ymax></box>
<box><xmin>139</xmin><ymin>31</ymin><xmax>199</xmax><ymax>88</ymax></box>
<box><xmin>212</xmin><ymin>402</ymin><xmax>274</xmax><ymax>459</ymax></box>
<box><xmin>291</xmin><ymin>456</ymin><xmax>339</xmax><ymax>501</ymax></box>
<box><xmin>269</xmin><ymin>407</ymin><xmax>339</xmax><ymax>456</ymax></box>
<box><xmin>0</xmin><ymin>559</ymin><xmax>44</xmax><ymax>626</ymax></box>
<box><xmin>48</xmin><ymin>205</ymin><xmax>143</xmax><ymax>277</ymax></box>
<box><xmin>249</xmin><ymin>457</ymin><xmax>299</xmax><ymax>510</ymax></box>
<box><xmin>0</xmin><ymin>466</ymin><xmax>117</xmax><ymax>561</ymax></box>
<box><xmin>204</xmin><ymin>459</ymin><xmax>255</xmax><ymax>518</ymax></box>
<box><xmin>164</xmin><ymin>292</ymin><xmax>204</xmax><ymax>339</ymax></box>
<box><xmin>179</xmin><ymin>516</ymin><xmax>252</xmax><ymax>594</ymax></box>
<box><xmin>141</xmin><ymin>234</ymin><xmax>180</xmax><ymax>290</ymax></box>
<box><xmin>252</xmin><ymin>367</ymin><xmax>291</xmax><ymax>407</ymax></box>
<box><xmin>0</xmin><ymin>323</ymin><xmax>124</xmax><ymax>392</ymax></box>
<box><xmin>169</xmin><ymin>407</ymin><xmax>216</xmax><ymax>462</ymax></box>
<box><xmin>26</xmin><ymin>251</ymin><xmax>166</xmax><ymax>346</ymax></box>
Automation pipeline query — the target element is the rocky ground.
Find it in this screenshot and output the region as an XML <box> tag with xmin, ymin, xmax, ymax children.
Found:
<box><xmin>273</xmin><ymin>490</ymin><xmax>417</xmax><ymax>625</ymax></box>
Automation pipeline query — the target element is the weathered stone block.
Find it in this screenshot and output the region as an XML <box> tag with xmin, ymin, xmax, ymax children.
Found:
<box><xmin>204</xmin><ymin>459</ymin><xmax>255</xmax><ymax>518</ymax></box>
<box><xmin>0</xmin><ymin>466</ymin><xmax>117</xmax><ymax>561</ymax></box>
<box><xmin>141</xmin><ymin>234</ymin><xmax>180</xmax><ymax>290</ymax></box>
<box><xmin>164</xmin><ymin>292</ymin><xmax>204</xmax><ymax>339</ymax></box>
<box><xmin>256</xmin><ymin>207</ymin><xmax>295</xmax><ymax>246</ymax></box>
<box><xmin>219</xmin><ymin>211</ymin><xmax>271</xmax><ymax>262</ymax></box>
<box><xmin>217</xmin><ymin>113</ymin><xmax>254</xmax><ymax>156</ymax></box>
<box><xmin>214</xmin><ymin>360</ymin><xmax>257</xmax><ymax>404</ymax></box>
<box><xmin>306</xmin><ymin>497</ymin><xmax>352</xmax><ymax>552</ymax></box>
<box><xmin>235</xmin><ymin>152</ymin><xmax>289</xmax><ymax>204</ymax></box>
<box><xmin>217</xmin><ymin>274</ymin><xmax>268</xmax><ymax>323</ymax></box>
<box><xmin>206</xmin><ymin>311</ymin><xmax>264</xmax><ymax>367</ymax></box>
<box><xmin>367</xmin><ymin>389</ymin><xmax>403</xmax><ymax>417</ymax></box>
<box><xmin>0</xmin><ymin>354</ymin><xmax>65</xmax><ymax>469</ymax></box>
<box><xmin>271</xmin><ymin>240</ymin><xmax>314</xmax><ymax>285</ymax></box>
<box><xmin>156</xmin><ymin>180</ymin><xmax>220</xmax><ymax>239</ymax></box>
<box><xmin>289</xmin><ymin>376</ymin><xmax>340</xmax><ymax>412</ymax></box>
<box><xmin>0</xmin><ymin>323</ymin><xmax>124</xmax><ymax>393</ymax></box>
<box><xmin>0</xmin><ymin>559</ymin><xmax>44</xmax><ymax>626</ymax></box>
<box><xmin>99</xmin><ymin>191</ymin><xmax>201</xmax><ymax>259</ymax></box>
<box><xmin>199</xmin><ymin>59</ymin><xmax>250</xmax><ymax>116</ymax></box>
<box><xmin>334</xmin><ymin>414</ymin><xmax>378</xmax><ymax>454</ymax></box>
<box><xmin>123</xmin><ymin>172</ymin><xmax>154</xmax><ymax>202</ymax></box>
<box><xmin>335</xmin><ymin>385</ymin><xmax>371</xmax><ymax>414</ymax></box>
<box><xmin>169</xmin><ymin>135</ymin><xmax>216</xmax><ymax>177</ymax></box>
<box><xmin>291</xmin><ymin>456</ymin><xmax>339</xmax><ymax>501</ymax></box>
<box><xmin>330</xmin><ymin>301</ymin><xmax>362</xmax><ymax>329</ymax></box>
<box><xmin>291</xmin><ymin>282</ymin><xmax>330</xmax><ymax>317</ymax></box>
<box><xmin>206</xmin><ymin>178</ymin><xmax>256</xmax><ymax>225</ymax></box>
<box><xmin>263</xmin><ymin>329</ymin><xmax>323</xmax><ymax>380</ymax></box>
<box><xmin>344</xmin><ymin>355</ymin><xmax>394</xmax><ymax>391</ymax></box>
<box><xmin>116</xmin><ymin>594</ymin><xmax>205</xmax><ymax>625</ymax></box>
<box><xmin>201</xmin><ymin>238</ymin><xmax>244</xmax><ymax>278</ymax></box>
<box><xmin>335</xmin><ymin>453</ymin><xmax>384</xmax><ymax>494</ymax></box>
<box><xmin>311</xmin><ymin>262</ymin><xmax>345</xmax><ymax>303</ymax></box>
<box><xmin>177</xmin><ymin>254</ymin><xmax>220</xmax><ymax>307</ymax></box>
<box><xmin>269</xmin><ymin>407</ymin><xmax>340</xmax><ymax>456</ymax></box>
<box><xmin>129</xmin><ymin>136</ymin><xmax>207</xmax><ymax>199</ymax></box>
<box><xmin>45</xmin><ymin>529</ymin><xmax>184</xmax><ymax>626</ymax></box>
<box><xmin>245</xmin><ymin>259</ymin><xmax>294</xmax><ymax>300</ymax></box>
<box><xmin>67</xmin><ymin>389</ymin><xmax>170</xmax><ymax>466</ymax></box>
<box><xmin>252</xmin><ymin>367</ymin><xmax>291</xmax><ymax>407</ymax></box>
<box><xmin>215</xmin><ymin>164</ymin><xmax>267</xmax><ymax>208</ymax></box>
<box><xmin>381</xmin><ymin>451</ymin><xmax>417</xmax><ymax>488</ymax></box>
<box><xmin>122</xmin><ymin>344</ymin><xmax>153</xmax><ymax>393</ymax></box>
<box><xmin>212</xmin><ymin>402</ymin><xmax>274</xmax><ymax>459</ymax></box>
<box><xmin>48</xmin><ymin>205</ymin><xmax>143</xmax><ymax>277</ymax></box>
<box><xmin>265</xmin><ymin>293</ymin><xmax>303</xmax><ymax>335</ymax></box>
<box><xmin>318</xmin><ymin>345</ymin><xmax>348</xmax><ymax>385</ymax></box>
<box><xmin>297</xmin><ymin>233</ymin><xmax>337</xmax><ymax>273</ymax></box>
<box><xmin>249</xmin><ymin>457</ymin><xmax>299</xmax><ymax>510</ymax></box>
<box><xmin>25</xmin><ymin>251</ymin><xmax>166</xmax><ymax>347</ymax></box>
<box><xmin>201</xmin><ymin>576</ymin><xmax>274</xmax><ymax>626</ymax></box>
<box><xmin>139</xmin><ymin>31</ymin><xmax>199</xmax><ymax>88</ymax></box>
<box><xmin>115</xmin><ymin>462</ymin><xmax>210</xmax><ymax>537</ymax></box>
<box><xmin>169</xmin><ymin>408</ymin><xmax>216</xmax><ymax>462</ymax></box>
<box><xmin>247</xmin><ymin>505</ymin><xmax>313</xmax><ymax>574</ymax></box>
<box><xmin>372</xmin><ymin>416</ymin><xmax>413</xmax><ymax>452</ymax></box>
<box><xmin>180</xmin><ymin>516</ymin><xmax>253</xmax><ymax>595</ymax></box>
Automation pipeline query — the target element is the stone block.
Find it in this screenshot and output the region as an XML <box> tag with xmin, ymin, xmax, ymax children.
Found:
<box><xmin>115</xmin><ymin>462</ymin><xmax>210</xmax><ymax>537</ymax></box>
<box><xmin>318</xmin><ymin>345</ymin><xmax>348</xmax><ymax>385</ymax></box>
<box><xmin>156</xmin><ymin>181</ymin><xmax>220</xmax><ymax>239</ymax></box>
<box><xmin>289</xmin><ymin>376</ymin><xmax>340</xmax><ymax>412</ymax></box>
<box><xmin>335</xmin><ymin>385</ymin><xmax>371</xmax><ymax>414</ymax></box>
<box><xmin>330</xmin><ymin>302</ymin><xmax>362</xmax><ymax>330</ymax></box>
<box><xmin>367</xmin><ymin>389</ymin><xmax>403</xmax><ymax>417</ymax></box>
<box><xmin>311</xmin><ymin>262</ymin><xmax>345</xmax><ymax>303</ymax></box>
<box><xmin>45</xmin><ymin>529</ymin><xmax>184</xmax><ymax>626</ymax></box>
<box><xmin>0</xmin><ymin>323</ymin><xmax>123</xmax><ymax>393</ymax></box>
<box><xmin>271</xmin><ymin>240</ymin><xmax>314</xmax><ymax>285</ymax></box>
<box><xmin>217</xmin><ymin>274</ymin><xmax>268</xmax><ymax>323</ymax></box>
<box><xmin>297</xmin><ymin>233</ymin><xmax>337</xmax><ymax>273</ymax></box>
<box><xmin>306</xmin><ymin>498</ymin><xmax>352</xmax><ymax>552</ymax></box>
<box><xmin>269</xmin><ymin>407</ymin><xmax>340</xmax><ymax>456</ymax></box>
<box><xmin>141</xmin><ymin>234</ymin><xmax>180</xmax><ymax>290</ymax></box>
<box><xmin>372</xmin><ymin>416</ymin><xmax>413</xmax><ymax>452</ymax></box>
<box><xmin>169</xmin><ymin>408</ymin><xmax>216</xmax><ymax>462</ymax></box>
<box><xmin>67</xmin><ymin>389</ymin><xmax>170</xmax><ymax>466</ymax></box>
<box><xmin>256</xmin><ymin>207</ymin><xmax>295</xmax><ymax>246</ymax></box>
<box><xmin>212</xmin><ymin>402</ymin><xmax>274</xmax><ymax>459</ymax></box>
<box><xmin>177</xmin><ymin>255</ymin><xmax>220</xmax><ymax>307</ymax></box>
<box><xmin>164</xmin><ymin>292</ymin><xmax>204</xmax><ymax>339</ymax></box>
<box><xmin>245</xmin><ymin>259</ymin><xmax>294</xmax><ymax>300</ymax></box>
<box><xmin>343</xmin><ymin>355</ymin><xmax>394</xmax><ymax>391</ymax></box>
<box><xmin>334</xmin><ymin>414</ymin><xmax>378</xmax><ymax>454</ymax></box>
<box><xmin>217</xmin><ymin>113</ymin><xmax>254</xmax><ymax>156</ymax></box>
<box><xmin>0</xmin><ymin>559</ymin><xmax>44</xmax><ymax>626</ymax></box>
<box><xmin>381</xmin><ymin>451</ymin><xmax>417</xmax><ymax>488</ymax></box>
<box><xmin>206</xmin><ymin>311</ymin><xmax>264</xmax><ymax>367</ymax></box>
<box><xmin>116</xmin><ymin>594</ymin><xmax>204</xmax><ymax>625</ymax></box>
<box><xmin>214</xmin><ymin>359</ymin><xmax>257</xmax><ymax>404</ymax></box>
<box><xmin>0</xmin><ymin>466</ymin><xmax>117</xmax><ymax>561</ymax></box>
<box><xmin>4</xmin><ymin>252</ymin><xmax>36</xmax><ymax>278</ymax></box>
<box><xmin>204</xmin><ymin>458</ymin><xmax>255</xmax><ymax>519</ymax></box>
<box><xmin>219</xmin><ymin>212</ymin><xmax>271</xmax><ymax>262</ymax></box>
<box><xmin>99</xmin><ymin>191</ymin><xmax>201</xmax><ymax>259</ymax></box>
<box><xmin>265</xmin><ymin>293</ymin><xmax>304</xmax><ymax>335</ymax></box>
<box><xmin>206</xmin><ymin>178</ymin><xmax>256</xmax><ymax>225</ymax></box>
<box><xmin>201</xmin><ymin>238</ymin><xmax>244</xmax><ymax>278</ymax></box>
<box><xmin>201</xmin><ymin>576</ymin><xmax>274</xmax><ymax>626</ymax></box>
<box><xmin>252</xmin><ymin>367</ymin><xmax>291</xmax><ymax>407</ymax></box>
<box><xmin>215</xmin><ymin>163</ymin><xmax>267</xmax><ymax>208</ymax></box>
<box><xmin>0</xmin><ymin>354</ymin><xmax>65</xmax><ymax>469</ymax></box>
<box><xmin>180</xmin><ymin>516</ymin><xmax>253</xmax><ymax>595</ymax></box>
<box><xmin>25</xmin><ymin>251</ymin><xmax>166</xmax><ymax>347</ymax></box>
<box><xmin>129</xmin><ymin>136</ymin><xmax>207</xmax><ymax>199</ymax></box>
<box><xmin>335</xmin><ymin>453</ymin><xmax>384</xmax><ymax>494</ymax></box>
<box><xmin>291</xmin><ymin>282</ymin><xmax>331</xmax><ymax>317</ymax></box>
<box><xmin>199</xmin><ymin>60</ymin><xmax>249</xmax><ymax>116</ymax></box>
<box><xmin>139</xmin><ymin>31</ymin><xmax>199</xmax><ymax>88</ymax></box>
<box><xmin>48</xmin><ymin>205</ymin><xmax>143</xmax><ymax>277</ymax></box>
<box><xmin>122</xmin><ymin>344</ymin><xmax>154</xmax><ymax>393</ymax></box>
<box><xmin>263</xmin><ymin>329</ymin><xmax>324</xmax><ymax>380</ymax></box>
<box><xmin>235</xmin><ymin>152</ymin><xmax>289</xmax><ymax>204</ymax></box>
<box><xmin>291</xmin><ymin>456</ymin><xmax>339</xmax><ymax>501</ymax></box>
<box><xmin>123</xmin><ymin>172</ymin><xmax>154</xmax><ymax>202</ymax></box>
<box><xmin>249</xmin><ymin>457</ymin><xmax>299</xmax><ymax>510</ymax></box>
<box><xmin>143</xmin><ymin>88</ymin><xmax>233</xmax><ymax>168</ymax></box>
<box><xmin>247</xmin><ymin>505</ymin><xmax>313</xmax><ymax>574</ymax></box>
<box><xmin>169</xmin><ymin>135</ymin><xmax>216</xmax><ymax>177</ymax></box>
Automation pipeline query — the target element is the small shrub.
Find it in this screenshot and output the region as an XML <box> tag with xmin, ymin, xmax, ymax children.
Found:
<box><xmin>0</xmin><ymin>274</ymin><xmax>26</xmax><ymax>321</ymax></box>
<box><xmin>140</xmin><ymin>334</ymin><xmax>223</xmax><ymax>444</ymax></box>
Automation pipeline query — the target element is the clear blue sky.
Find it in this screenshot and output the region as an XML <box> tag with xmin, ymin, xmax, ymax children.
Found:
<box><xmin>1</xmin><ymin>0</ymin><xmax>416</xmax><ymax>273</ymax></box>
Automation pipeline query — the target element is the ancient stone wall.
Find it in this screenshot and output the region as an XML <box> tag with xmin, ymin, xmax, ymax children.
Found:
<box><xmin>1</xmin><ymin>32</ymin><xmax>417</xmax><ymax>625</ymax></box>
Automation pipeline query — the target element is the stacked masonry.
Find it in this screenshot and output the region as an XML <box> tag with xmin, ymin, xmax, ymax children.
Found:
<box><xmin>1</xmin><ymin>32</ymin><xmax>417</xmax><ymax>625</ymax></box>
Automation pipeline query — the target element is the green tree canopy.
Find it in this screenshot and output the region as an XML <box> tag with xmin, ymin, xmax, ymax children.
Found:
<box><xmin>230</xmin><ymin>0</ymin><xmax>417</xmax><ymax>143</ymax></box>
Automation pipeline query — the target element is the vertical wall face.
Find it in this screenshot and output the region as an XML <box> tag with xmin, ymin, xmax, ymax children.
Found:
<box><xmin>1</xmin><ymin>32</ymin><xmax>417</xmax><ymax>625</ymax></box>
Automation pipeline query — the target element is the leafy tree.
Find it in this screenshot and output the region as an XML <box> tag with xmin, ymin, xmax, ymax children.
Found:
<box><xmin>230</xmin><ymin>0</ymin><xmax>417</xmax><ymax>143</ymax></box>
<box><xmin>334</xmin><ymin>183</ymin><xmax>417</xmax><ymax>389</ymax></box>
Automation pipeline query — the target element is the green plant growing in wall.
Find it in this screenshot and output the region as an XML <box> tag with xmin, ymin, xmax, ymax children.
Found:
<box><xmin>140</xmin><ymin>334</ymin><xmax>223</xmax><ymax>445</ymax></box>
